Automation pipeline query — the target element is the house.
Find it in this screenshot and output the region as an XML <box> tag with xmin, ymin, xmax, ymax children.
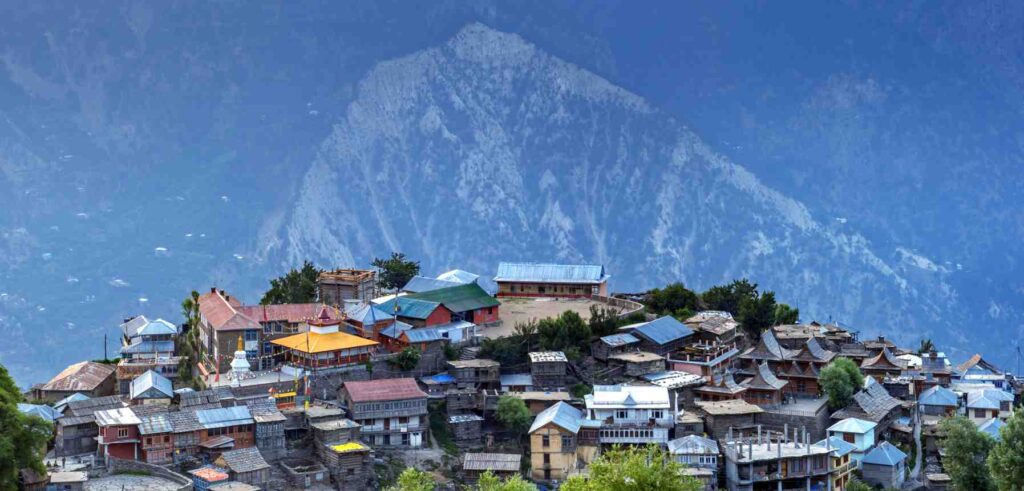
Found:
<box><xmin>196</xmin><ymin>406</ymin><xmax>256</xmax><ymax>453</ymax></box>
<box><xmin>341</xmin><ymin>378</ymin><xmax>428</xmax><ymax>447</ymax></box>
<box><xmin>53</xmin><ymin>393</ymin><xmax>90</xmax><ymax>414</ymax></box>
<box><xmin>830</xmin><ymin>381</ymin><xmax>902</xmax><ymax>437</ymax></box>
<box><xmin>918</xmin><ymin>351</ymin><xmax>953</xmax><ymax>388</ymax></box>
<box><xmin>189</xmin><ymin>466</ymin><xmax>230</xmax><ymax>491</ymax></box>
<box><xmin>33</xmin><ymin>361</ymin><xmax>116</xmax><ymax>402</ymax></box>
<box><xmin>95</xmin><ymin>407</ymin><xmax>142</xmax><ymax>461</ymax></box>
<box><xmin>462</xmin><ymin>453</ymin><xmax>522</xmax><ymax>484</ymax></box>
<box><xmin>826</xmin><ymin>418</ymin><xmax>877</xmax><ymax>465</ymax></box>
<box><xmin>198</xmin><ymin>289</ymin><xmax>266</xmax><ymax>372</ymax></box>
<box><xmin>668</xmin><ymin>341</ymin><xmax>739</xmax><ymax>379</ymax></box>
<box><xmin>432</xmin><ymin>320</ymin><xmax>477</xmax><ymax>345</ymax></box>
<box><xmin>694</xmin><ymin>399</ymin><xmax>764</xmax><ymax>440</ymax></box>
<box><xmin>270</xmin><ymin>314</ymin><xmax>378</xmax><ymax>370</ymax></box>
<box><xmin>138</xmin><ymin>412</ymin><xmax>174</xmax><ymax>464</ymax></box>
<box><xmin>739</xmin><ymin>362</ymin><xmax>787</xmax><ymax>405</ymax></box>
<box><xmin>448</xmin><ymin>359</ymin><xmax>501</xmax><ymax>389</ymax></box>
<box><xmin>771</xmin><ymin>322</ymin><xmax>854</xmax><ymax>350</ymax></box>
<box><xmin>448</xmin><ymin>414</ymin><xmax>485</xmax><ymax>442</ymax></box>
<box><xmin>247</xmin><ymin>400</ymin><xmax>287</xmax><ymax>461</ymax></box>
<box><xmin>382</xmin><ymin>327</ymin><xmax>449</xmax><ymax>371</ymax></box>
<box><xmin>437</xmin><ymin>269</ymin><xmax>500</xmax><ymax>296</ymax></box>
<box><xmin>622</xmin><ymin>316</ymin><xmax>694</xmax><ymax>356</ymax></box>
<box><xmin>954</xmin><ymin>354</ymin><xmax>1010</xmax><ymax>390</ymax></box>
<box><xmin>339</xmin><ymin>302</ymin><xmax>394</xmax><ymax>341</ymax></box>
<box><xmin>129</xmin><ymin>370</ymin><xmax>174</xmax><ymax>405</ymax></box>
<box><xmin>979</xmin><ymin>418</ymin><xmax>1006</xmax><ymax>441</ymax></box>
<box><xmin>667</xmin><ymin>435</ymin><xmax>719</xmax><ymax>485</ymax></box>
<box><xmin>317</xmin><ymin>268</ymin><xmax>376</xmax><ymax>305</ymax></box>
<box><xmin>861</xmin><ymin>441</ymin><xmax>907</xmax><ymax>489</ymax></box>
<box><xmin>494</xmin><ymin>262</ymin><xmax>609</xmax><ymax>298</ymax></box>
<box><xmin>529</xmin><ymin>351</ymin><xmax>568</xmax><ymax>389</ymax></box>
<box><xmin>966</xmin><ymin>388</ymin><xmax>1014</xmax><ymax>424</ymax></box>
<box><xmin>695</xmin><ymin>371</ymin><xmax>747</xmax><ymax>402</ymax></box>
<box><xmin>500</xmin><ymin>374</ymin><xmax>534</xmax><ymax>393</ymax></box>
<box><xmin>592</xmin><ymin>333</ymin><xmax>641</xmax><ymax>362</ymax></box>
<box><xmin>399</xmin><ymin>283</ymin><xmax>500</xmax><ymax>324</ymax></box>
<box><xmin>319</xmin><ymin>441</ymin><xmax>372</xmax><ymax>489</ymax></box>
<box><xmin>782</xmin><ymin>338</ymin><xmax>836</xmax><ymax>396</ymax></box>
<box><xmin>859</xmin><ymin>348</ymin><xmax>908</xmax><ymax>381</ymax></box>
<box><xmin>420</xmin><ymin>373</ymin><xmax>456</xmax><ymax>397</ymax></box>
<box><xmin>685</xmin><ymin>311</ymin><xmax>740</xmax><ymax>344</ymax></box>
<box><xmin>738</xmin><ymin>329</ymin><xmax>798</xmax><ymax>368</ymax></box>
<box><xmin>608</xmin><ymin>352</ymin><xmax>665</xmax><ymax>377</ymax></box>
<box><xmin>54</xmin><ymin>395</ymin><xmax>126</xmax><ymax>457</ymax></box>
<box><xmin>215</xmin><ymin>447</ymin><xmax>271</xmax><ymax>489</ymax></box>
<box><xmin>584</xmin><ymin>385</ymin><xmax>673</xmax><ymax>446</ymax></box>
<box><xmin>721</xmin><ymin>436</ymin><xmax>833</xmax><ymax>491</ymax></box>
<box><xmin>47</xmin><ymin>471</ymin><xmax>88</xmax><ymax>491</ymax></box>
<box><xmin>528</xmin><ymin>402</ymin><xmax>599</xmax><ymax>482</ymax></box>
<box><xmin>375</xmin><ymin>297</ymin><xmax>453</xmax><ymax>327</ymax></box>
<box><xmin>236</xmin><ymin>303</ymin><xmax>346</xmax><ymax>362</ymax></box>
<box><xmin>816</xmin><ymin>436</ymin><xmax>857</xmax><ymax>491</ymax></box>
<box><xmin>918</xmin><ymin>385</ymin><xmax>958</xmax><ymax>416</ymax></box>
<box><xmin>168</xmin><ymin>409</ymin><xmax>204</xmax><ymax>462</ymax></box>
<box><xmin>116</xmin><ymin>317</ymin><xmax>182</xmax><ymax>393</ymax></box>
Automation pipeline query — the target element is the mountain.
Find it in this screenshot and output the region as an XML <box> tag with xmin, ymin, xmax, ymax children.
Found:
<box><xmin>271</xmin><ymin>23</ymin><xmax>973</xmax><ymax>357</ymax></box>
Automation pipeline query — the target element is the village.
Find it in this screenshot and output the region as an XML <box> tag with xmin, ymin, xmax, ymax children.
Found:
<box><xmin>12</xmin><ymin>260</ymin><xmax>1024</xmax><ymax>491</ymax></box>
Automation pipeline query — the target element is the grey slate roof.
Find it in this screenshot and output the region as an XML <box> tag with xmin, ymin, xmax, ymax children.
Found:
<box><xmin>667</xmin><ymin>435</ymin><xmax>719</xmax><ymax>455</ymax></box>
<box><xmin>631</xmin><ymin>316</ymin><xmax>694</xmax><ymax>346</ymax></box>
<box><xmin>180</xmin><ymin>387</ymin><xmax>235</xmax><ymax>408</ymax></box>
<box><xmin>65</xmin><ymin>394</ymin><xmax>125</xmax><ymax>416</ymax></box>
<box><xmin>529</xmin><ymin>401</ymin><xmax>584</xmax><ymax>434</ymax></box>
<box><xmin>218</xmin><ymin>447</ymin><xmax>270</xmax><ymax>473</ymax></box>
<box><xmin>832</xmin><ymin>382</ymin><xmax>901</xmax><ymax>422</ymax></box>
<box><xmin>168</xmin><ymin>410</ymin><xmax>204</xmax><ymax>433</ymax></box>
<box><xmin>742</xmin><ymin>329</ymin><xmax>799</xmax><ymax>361</ymax></box>
<box><xmin>462</xmin><ymin>453</ymin><xmax>521</xmax><ymax>472</ymax></box>
<box><xmin>862</xmin><ymin>441</ymin><xmax>907</xmax><ymax>466</ymax></box>
<box><xmin>742</xmin><ymin>362</ymin><xmax>788</xmax><ymax>391</ymax></box>
<box><xmin>494</xmin><ymin>262</ymin><xmax>608</xmax><ymax>283</ymax></box>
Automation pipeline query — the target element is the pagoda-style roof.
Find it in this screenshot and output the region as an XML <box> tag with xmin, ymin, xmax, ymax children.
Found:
<box><xmin>740</xmin><ymin>330</ymin><xmax>798</xmax><ymax>362</ymax></box>
<box><xmin>861</xmin><ymin>347</ymin><xmax>908</xmax><ymax>371</ymax></box>
<box><xmin>780</xmin><ymin>361</ymin><xmax>820</xmax><ymax>379</ymax></box>
<box><xmin>741</xmin><ymin>362</ymin><xmax>788</xmax><ymax>391</ymax></box>
<box><xmin>791</xmin><ymin>338</ymin><xmax>836</xmax><ymax>364</ymax></box>
<box><xmin>696</xmin><ymin>371</ymin><xmax>746</xmax><ymax>396</ymax></box>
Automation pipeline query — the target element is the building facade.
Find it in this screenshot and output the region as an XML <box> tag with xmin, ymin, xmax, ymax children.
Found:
<box><xmin>341</xmin><ymin>378</ymin><xmax>428</xmax><ymax>448</ymax></box>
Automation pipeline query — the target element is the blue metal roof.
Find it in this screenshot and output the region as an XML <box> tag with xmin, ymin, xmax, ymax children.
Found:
<box><xmin>599</xmin><ymin>333</ymin><xmax>640</xmax><ymax>347</ymax></box>
<box><xmin>495</xmin><ymin>262</ymin><xmax>608</xmax><ymax>284</ymax></box>
<box><xmin>979</xmin><ymin>418</ymin><xmax>1006</xmax><ymax>441</ymax></box>
<box><xmin>817</xmin><ymin>436</ymin><xmax>858</xmax><ymax>457</ymax></box>
<box><xmin>423</xmin><ymin>373</ymin><xmax>455</xmax><ymax>384</ymax></box>
<box><xmin>136</xmin><ymin>318</ymin><xmax>178</xmax><ymax>337</ymax></box>
<box><xmin>862</xmin><ymin>442</ymin><xmax>907</xmax><ymax>466</ymax></box>
<box><xmin>196</xmin><ymin>406</ymin><xmax>253</xmax><ymax>429</ymax></box>
<box><xmin>121</xmin><ymin>340</ymin><xmax>175</xmax><ymax>355</ymax></box>
<box><xmin>632</xmin><ymin>316</ymin><xmax>693</xmax><ymax>345</ymax></box>
<box><xmin>529</xmin><ymin>401</ymin><xmax>584</xmax><ymax>434</ymax></box>
<box><xmin>379</xmin><ymin>320</ymin><xmax>413</xmax><ymax>339</ymax></box>
<box><xmin>344</xmin><ymin>303</ymin><xmax>393</xmax><ymax>324</ymax></box>
<box><xmin>130</xmin><ymin>370</ymin><xmax>174</xmax><ymax>400</ymax></box>
<box><xmin>403</xmin><ymin>328</ymin><xmax>445</xmax><ymax>343</ymax></box>
<box><xmin>402</xmin><ymin>275</ymin><xmax>461</xmax><ymax>293</ymax></box>
<box><xmin>376</xmin><ymin>297</ymin><xmax>444</xmax><ymax>320</ymax></box>
<box><xmin>918</xmin><ymin>385</ymin><xmax>958</xmax><ymax>407</ymax></box>
<box><xmin>18</xmin><ymin>403</ymin><xmax>58</xmax><ymax>423</ymax></box>
<box><xmin>501</xmin><ymin>373</ymin><xmax>534</xmax><ymax>387</ymax></box>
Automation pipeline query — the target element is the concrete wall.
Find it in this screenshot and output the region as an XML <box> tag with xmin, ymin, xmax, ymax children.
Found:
<box><xmin>758</xmin><ymin>404</ymin><xmax>831</xmax><ymax>442</ymax></box>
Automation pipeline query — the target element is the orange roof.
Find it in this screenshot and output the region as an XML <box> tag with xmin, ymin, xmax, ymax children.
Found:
<box><xmin>189</xmin><ymin>466</ymin><xmax>229</xmax><ymax>481</ymax></box>
<box><xmin>237</xmin><ymin>304</ymin><xmax>342</xmax><ymax>324</ymax></box>
<box><xmin>199</xmin><ymin>289</ymin><xmax>260</xmax><ymax>331</ymax></box>
<box><xmin>271</xmin><ymin>331</ymin><xmax>378</xmax><ymax>354</ymax></box>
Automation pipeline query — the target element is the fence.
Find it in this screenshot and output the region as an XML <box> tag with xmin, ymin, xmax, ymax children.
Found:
<box><xmin>592</xmin><ymin>294</ymin><xmax>645</xmax><ymax>318</ymax></box>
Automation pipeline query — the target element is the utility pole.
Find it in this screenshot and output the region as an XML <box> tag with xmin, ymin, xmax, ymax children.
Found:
<box><xmin>103</xmin><ymin>332</ymin><xmax>108</xmax><ymax>361</ymax></box>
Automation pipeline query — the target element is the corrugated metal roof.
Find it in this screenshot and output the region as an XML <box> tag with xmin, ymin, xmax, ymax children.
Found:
<box><xmin>632</xmin><ymin>316</ymin><xmax>694</xmax><ymax>346</ymax></box>
<box><xmin>40</xmin><ymin>361</ymin><xmax>115</xmax><ymax>392</ymax></box>
<box><xmin>196</xmin><ymin>406</ymin><xmax>253</xmax><ymax>429</ymax></box>
<box><xmin>462</xmin><ymin>453</ymin><xmax>521</xmax><ymax>472</ymax></box>
<box><xmin>403</xmin><ymin>275</ymin><xmax>461</xmax><ymax>293</ymax></box>
<box><xmin>437</xmin><ymin>269</ymin><xmax>500</xmax><ymax>296</ymax></box>
<box><xmin>918</xmin><ymin>385</ymin><xmax>958</xmax><ymax>407</ymax></box>
<box><xmin>376</xmin><ymin>297</ymin><xmax>444</xmax><ymax>320</ymax></box>
<box><xmin>667</xmin><ymin>435</ymin><xmax>719</xmax><ymax>455</ymax></box>
<box><xmin>598</xmin><ymin>333</ymin><xmax>640</xmax><ymax>347</ymax></box>
<box><xmin>495</xmin><ymin>262</ymin><xmax>608</xmax><ymax>284</ymax></box>
<box><xmin>862</xmin><ymin>441</ymin><xmax>907</xmax><ymax>466</ymax></box>
<box><xmin>979</xmin><ymin>418</ymin><xmax>1005</xmax><ymax>441</ymax></box>
<box><xmin>828</xmin><ymin>417</ymin><xmax>877</xmax><ymax>434</ymax></box>
<box><xmin>817</xmin><ymin>436</ymin><xmax>858</xmax><ymax>457</ymax></box>
<box><xmin>586</xmin><ymin>385</ymin><xmax>670</xmax><ymax>409</ymax></box>
<box><xmin>53</xmin><ymin>392</ymin><xmax>90</xmax><ymax>413</ymax></box>
<box><xmin>342</xmin><ymin>302</ymin><xmax>392</xmax><ymax>325</ymax></box>
<box><xmin>94</xmin><ymin>407</ymin><xmax>142</xmax><ymax>426</ymax></box>
<box><xmin>967</xmin><ymin>388</ymin><xmax>1013</xmax><ymax>410</ymax></box>
<box><xmin>344</xmin><ymin>378</ymin><xmax>427</xmax><ymax>403</ymax></box>
<box><xmin>121</xmin><ymin>315</ymin><xmax>150</xmax><ymax>338</ymax></box>
<box><xmin>130</xmin><ymin>370</ymin><xmax>174</xmax><ymax>400</ymax></box>
<box><xmin>138</xmin><ymin>413</ymin><xmax>173</xmax><ymax>435</ymax></box>
<box><xmin>405</xmin><ymin>283</ymin><xmax>499</xmax><ymax>313</ymax></box>
<box><xmin>529</xmin><ymin>401</ymin><xmax>584</xmax><ymax>434</ymax></box>
<box><xmin>136</xmin><ymin>318</ymin><xmax>179</xmax><ymax>337</ymax></box>
<box><xmin>403</xmin><ymin>328</ymin><xmax>445</xmax><ymax>343</ymax></box>
<box><xmin>17</xmin><ymin>403</ymin><xmax>58</xmax><ymax>423</ymax></box>
<box><xmin>500</xmin><ymin>374</ymin><xmax>533</xmax><ymax>387</ymax></box>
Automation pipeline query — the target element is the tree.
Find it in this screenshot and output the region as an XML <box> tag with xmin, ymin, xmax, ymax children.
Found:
<box><xmin>390</xmin><ymin>347</ymin><xmax>421</xmax><ymax>372</ymax></box>
<box><xmin>385</xmin><ymin>467</ymin><xmax>435</xmax><ymax>491</ymax></box>
<box><xmin>701</xmin><ymin>279</ymin><xmax>758</xmax><ymax>314</ymax></box>
<box><xmin>737</xmin><ymin>290</ymin><xmax>778</xmax><ymax>336</ymax></box>
<box><xmin>918</xmin><ymin>338</ymin><xmax>935</xmax><ymax>354</ymax></box>
<box><xmin>260</xmin><ymin>261</ymin><xmax>321</xmax><ymax>304</ymax></box>
<box><xmin>820</xmin><ymin>358</ymin><xmax>864</xmax><ymax>410</ymax></box>
<box><xmin>644</xmin><ymin>283</ymin><xmax>700</xmax><ymax>318</ymax></box>
<box><xmin>988</xmin><ymin>406</ymin><xmax>1024</xmax><ymax>490</ymax></box>
<box><xmin>372</xmin><ymin>252</ymin><xmax>421</xmax><ymax>291</ymax></box>
<box><xmin>845</xmin><ymin>479</ymin><xmax>873</xmax><ymax>491</ymax></box>
<box><xmin>941</xmin><ymin>416</ymin><xmax>996</xmax><ymax>491</ymax></box>
<box><xmin>570</xmin><ymin>383</ymin><xmax>592</xmax><ymax>399</ymax></box>
<box><xmin>474</xmin><ymin>470</ymin><xmax>537</xmax><ymax>491</ymax></box>
<box><xmin>773</xmin><ymin>303</ymin><xmax>799</xmax><ymax>325</ymax></box>
<box><xmin>537</xmin><ymin>311</ymin><xmax>590</xmax><ymax>352</ymax></box>
<box><xmin>0</xmin><ymin>363</ymin><xmax>52</xmax><ymax>491</ymax></box>
<box><xmin>588</xmin><ymin>304</ymin><xmax>621</xmax><ymax>338</ymax></box>
<box><xmin>561</xmin><ymin>444</ymin><xmax>702</xmax><ymax>491</ymax></box>
<box><xmin>512</xmin><ymin>320</ymin><xmax>538</xmax><ymax>352</ymax></box>
<box><xmin>495</xmin><ymin>395</ymin><xmax>532</xmax><ymax>442</ymax></box>
<box><xmin>179</xmin><ymin>290</ymin><xmax>204</xmax><ymax>390</ymax></box>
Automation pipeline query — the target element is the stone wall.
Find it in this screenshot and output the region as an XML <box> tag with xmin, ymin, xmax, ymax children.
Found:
<box><xmin>757</xmin><ymin>402</ymin><xmax>831</xmax><ymax>442</ymax></box>
<box><xmin>106</xmin><ymin>457</ymin><xmax>192</xmax><ymax>491</ymax></box>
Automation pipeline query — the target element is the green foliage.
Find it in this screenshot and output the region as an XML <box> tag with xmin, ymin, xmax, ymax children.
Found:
<box><xmin>561</xmin><ymin>444</ymin><xmax>702</xmax><ymax>491</ymax></box>
<box><xmin>443</xmin><ymin>343</ymin><xmax>461</xmax><ymax>361</ymax></box>
<box><xmin>473</xmin><ymin>470</ymin><xmax>537</xmax><ymax>491</ymax></box>
<box><xmin>179</xmin><ymin>290</ymin><xmax>203</xmax><ymax>389</ymax></box>
<box><xmin>737</xmin><ymin>290</ymin><xmax>779</xmax><ymax>336</ymax></box>
<box><xmin>363</xmin><ymin>359</ymin><xmax>374</xmax><ymax>375</ymax></box>
<box><xmin>644</xmin><ymin>283</ymin><xmax>700</xmax><ymax>318</ymax></box>
<box><xmin>384</xmin><ymin>467</ymin><xmax>436</xmax><ymax>491</ymax></box>
<box><xmin>261</xmin><ymin>260</ymin><xmax>321</xmax><ymax>305</ymax></box>
<box><xmin>372</xmin><ymin>252</ymin><xmax>421</xmax><ymax>291</ymax></box>
<box><xmin>845</xmin><ymin>479</ymin><xmax>873</xmax><ymax>491</ymax></box>
<box><xmin>570</xmin><ymin>383</ymin><xmax>592</xmax><ymax>398</ymax></box>
<box><xmin>587</xmin><ymin>305</ymin><xmax>622</xmax><ymax>338</ymax></box>
<box><xmin>480</xmin><ymin>336</ymin><xmax>530</xmax><ymax>367</ymax></box>
<box><xmin>918</xmin><ymin>338</ymin><xmax>935</xmax><ymax>354</ymax></box>
<box><xmin>988</xmin><ymin>406</ymin><xmax>1024</xmax><ymax>490</ymax></box>
<box><xmin>941</xmin><ymin>416</ymin><xmax>996</xmax><ymax>491</ymax></box>
<box><xmin>820</xmin><ymin>358</ymin><xmax>864</xmax><ymax>410</ymax></box>
<box><xmin>390</xmin><ymin>347</ymin><xmax>421</xmax><ymax>372</ymax></box>
<box><xmin>428</xmin><ymin>402</ymin><xmax>458</xmax><ymax>455</ymax></box>
<box><xmin>495</xmin><ymin>395</ymin><xmax>532</xmax><ymax>440</ymax></box>
<box><xmin>0</xmin><ymin>363</ymin><xmax>52</xmax><ymax>491</ymax></box>
<box><xmin>512</xmin><ymin>320</ymin><xmax>538</xmax><ymax>352</ymax></box>
<box><xmin>700</xmin><ymin>279</ymin><xmax>758</xmax><ymax>314</ymax></box>
<box><xmin>537</xmin><ymin>311</ymin><xmax>590</xmax><ymax>352</ymax></box>
<box><xmin>773</xmin><ymin>303</ymin><xmax>799</xmax><ymax>325</ymax></box>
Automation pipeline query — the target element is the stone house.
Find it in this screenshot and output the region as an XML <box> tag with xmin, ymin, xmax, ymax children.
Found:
<box><xmin>592</xmin><ymin>333</ymin><xmax>641</xmax><ymax>362</ymax></box>
<box><xmin>215</xmin><ymin>447</ymin><xmax>271</xmax><ymax>489</ymax></box>
<box><xmin>529</xmin><ymin>351</ymin><xmax>568</xmax><ymax>389</ymax></box>
<box><xmin>341</xmin><ymin>378</ymin><xmax>428</xmax><ymax>447</ymax></box>
<box><xmin>448</xmin><ymin>359</ymin><xmax>501</xmax><ymax>389</ymax></box>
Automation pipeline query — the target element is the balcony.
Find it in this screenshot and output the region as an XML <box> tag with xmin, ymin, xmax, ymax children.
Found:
<box><xmin>360</xmin><ymin>424</ymin><xmax>425</xmax><ymax>434</ymax></box>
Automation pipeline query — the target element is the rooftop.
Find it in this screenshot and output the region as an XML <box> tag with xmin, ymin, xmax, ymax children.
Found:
<box><xmin>629</xmin><ymin>316</ymin><xmax>694</xmax><ymax>346</ymax></box>
<box><xmin>130</xmin><ymin>370</ymin><xmax>174</xmax><ymax>400</ymax></box>
<box><xmin>495</xmin><ymin>262</ymin><xmax>608</xmax><ymax>284</ymax></box>
<box><xmin>598</xmin><ymin>333</ymin><xmax>640</xmax><ymax>347</ymax></box>
<box><xmin>217</xmin><ymin>447</ymin><xmax>270</xmax><ymax>473</ymax></box>
<box><xmin>198</xmin><ymin>289</ymin><xmax>260</xmax><ymax>331</ymax></box>
<box><xmin>668</xmin><ymin>435</ymin><xmax>719</xmax><ymax>455</ymax></box>
<box><xmin>344</xmin><ymin>378</ymin><xmax>427</xmax><ymax>402</ymax></box>
<box><xmin>529</xmin><ymin>351</ymin><xmax>568</xmax><ymax>363</ymax></box>
<box><xmin>39</xmin><ymin>361</ymin><xmax>115</xmax><ymax>392</ymax></box>
<box><xmin>237</xmin><ymin>303</ymin><xmax>338</xmax><ymax>324</ymax></box>
<box><xmin>94</xmin><ymin>407</ymin><xmax>142</xmax><ymax>426</ymax></box>
<box><xmin>448</xmin><ymin>359</ymin><xmax>500</xmax><ymax>369</ymax></box>
<box><xmin>642</xmin><ymin>371</ymin><xmax>705</xmax><ymax>389</ymax></box>
<box><xmin>529</xmin><ymin>401</ymin><xmax>585</xmax><ymax>434</ymax></box>
<box><xmin>828</xmin><ymin>417</ymin><xmax>877</xmax><ymax>434</ymax></box>
<box><xmin>196</xmin><ymin>406</ymin><xmax>253</xmax><ymax>429</ymax></box>
<box><xmin>329</xmin><ymin>441</ymin><xmax>370</xmax><ymax>454</ymax></box>
<box><xmin>726</xmin><ymin>440</ymin><xmax>831</xmax><ymax>463</ymax></box>
<box><xmin>862</xmin><ymin>441</ymin><xmax>907</xmax><ymax>466</ymax></box>
<box><xmin>586</xmin><ymin>384</ymin><xmax>669</xmax><ymax>409</ymax></box>
<box><xmin>609</xmin><ymin>351</ymin><xmax>664</xmax><ymax>363</ymax></box>
<box><xmin>376</xmin><ymin>296</ymin><xmax>445</xmax><ymax>320</ymax></box>
<box><xmin>463</xmin><ymin>453</ymin><xmax>522</xmax><ymax>472</ymax></box>
<box><xmin>403</xmin><ymin>282</ymin><xmax>499</xmax><ymax>313</ymax></box>
<box><xmin>270</xmin><ymin>330</ymin><xmax>378</xmax><ymax>354</ymax></box>
<box><xmin>695</xmin><ymin>399</ymin><xmax>764</xmax><ymax>416</ymax></box>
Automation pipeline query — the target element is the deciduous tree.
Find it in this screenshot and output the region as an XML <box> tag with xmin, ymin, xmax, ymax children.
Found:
<box><xmin>820</xmin><ymin>358</ymin><xmax>864</xmax><ymax>410</ymax></box>
<box><xmin>474</xmin><ymin>470</ymin><xmax>537</xmax><ymax>491</ymax></box>
<box><xmin>988</xmin><ymin>406</ymin><xmax>1024</xmax><ymax>490</ymax></box>
<box><xmin>0</xmin><ymin>363</ymin><xmax>51</xmax><ymax>491</ymax></box>
<box><xmin>385</xmin><ymin>467</ymin><xmax>435</xmax><ymax>491</ymax></box>
<box><xmin>941</xmin><ymin>416</ymin><xmax>995</xmax><ymax>491</ymax></box>
<box><xmin>495</xmin><ymin>395</ymin><xmax>532</xmax><ymax>442</ymax></box>
<box><xmin>561</xmin><ymin>444</ymin><xmax>701</xmax><ymax>491</ymax></box>
<box><xmin>260</xmin><ymin>261</ymin><xmax>321</xmax><ymax>304</ymax></box>
<box><xmin>390</xmin><ymin>347</ymin><xmax>421</xmax><ymax>372</ymax></box>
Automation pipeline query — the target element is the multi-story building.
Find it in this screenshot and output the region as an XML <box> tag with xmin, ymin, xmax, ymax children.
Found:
<box><xmin>668</xmin><ymin>341</ymin><xmax>739</xmax><ymax>379</ymax></box>
<box><xmin>95</xmin><ymin>407</ymin><xmax>142</xmax><ymax>461</ymax></box>
<box><xmin>528</xmin><ymin>402</ymin><xmax>599</xmax><ymax>482</ymax></box>
<box><xmin>54</xmin><ymin>395</ymin><xmax>126</xmax><ymax>457</ymax></box>
<box><xmin>529</xmin><ymin>351</ymin><xmax>568</xmax><ymax>390</ymax></box>
<box><xmin>826</xmin><ymin>418</ymin><xmax>876</xmax><ymax>466</ymax></box>
<box><xmin>448</xmin><ymin>359</ymin><xmax>501</xmax><ymax>389</ymax></box>
<box><xmin>317</xmin><ymin>268</ymin><xmax>376</xmax><ymax>305</ymax></box>
<box><xmin>816</xmin><ymin>436</ymin><xmax>857</xmax><ymax>491</ymax></box>
<box><xmin>667</xmin><ymin>435</ymin><xmax>719</xmax><ymax>484</ymax></box>
<box><xmin>195</xmin><ymin>406</ymin><xmax>256</xmax><ymax>450</ymax></box>
<box><xmin>494</xmin><ymin>262</ymin><xmax>609</xmax><ymax>298</ymax></box>
<box><xmin>198</xmin><ymin>289</ymin><xmax>263</xmax><ymax>372</ymax></box>
<box><xmin>33</xmin><ymin>361</ymin><xmax>117</xmax><ymax>403</ymax></box>
<box><xmin>722</xmin><ymin>434</ymin><xmax>833</xmax><ymax>491</ymax></box>
<box><xmin>685</xmin><ymin>311</ymin><xmax>740</xmax><ymax>345</ymax></box>
<box><xmin>341</xmin><ymin>378</ymin><xmax>428</xmax><ymax>447</ymax></box>
<box><xmin>584</xmin><ymin>385</ymin><xmax>673</xmax><ymax>446</ymax></box>
<box><xmin>138</xmin><ymin>412</ymin><xmax>174</xmax><ymax>465</ymax></box>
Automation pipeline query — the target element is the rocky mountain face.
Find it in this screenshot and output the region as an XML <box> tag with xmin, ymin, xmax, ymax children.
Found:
<box><xmin>273</xmin><ymin>24</ymin><xmax>975</xmax><ymax>356</ymax></box>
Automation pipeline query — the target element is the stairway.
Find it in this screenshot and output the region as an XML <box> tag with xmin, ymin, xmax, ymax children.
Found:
<box><xmin>459</xmin><ymin>346</ymin><xmax>482</xmax><ymax>360</ymax></box>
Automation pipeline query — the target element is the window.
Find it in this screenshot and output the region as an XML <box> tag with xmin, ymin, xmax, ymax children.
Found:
<box><xmin>542</xmin><ymin>435</ymin><xmax>550</xmax><ymax>447</ymax></box>
<box><xmin>263</xmin><ymin>342</ymin><xmax>272</xmax><ymax>354</ymax></box>
<box><xmin>543</xmin><ymin>454</ymin><xmax>551</xmax><ymax>464</ymax></box>
<box><xmin>976</xmin><ymin>409</ymin><xmax>986</xmax><ymax>418</ymax></box>
<box><xmin>244</xmin><ymin>330</ymin><xmax>258</xmax><ymax>341</ymax></box>
<box><xmin>117</xmin><ymin>428</ymin><xmax>129</xmax><ymax>438</ymax></box>
<box><xmin>347</xmin><ymin>468</ymin><xmax>355</xmax><ymax>476</ymax></box>
<box><xmin>146</xmin><ymin>437</ymin><xmax>152</xmax><ymax>445</ymax></box>
<box><xmin>616</xmin><ymin>410</ymin><xmax>628</xmax><ymax>419</ymax></box>
<box><xmin>651</xmin><ymin>410</ymin><xmax>663</xmax><ymax>419</ymax></box>
<box><xmin>561</xmin><ymin>435</ymin><xmax>573</xmax><ymax>449</ymax></box>
<box><xmin>842</xmin><ymin>433</ymin><xmax>855</xmax><ymax>444</ymax></box>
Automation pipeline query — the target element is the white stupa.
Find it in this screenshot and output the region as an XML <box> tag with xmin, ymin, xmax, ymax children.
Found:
<box><xmin>228</xmin><ymin>336</ymin><xmax>250</xmax><ymax>387</ymax></box>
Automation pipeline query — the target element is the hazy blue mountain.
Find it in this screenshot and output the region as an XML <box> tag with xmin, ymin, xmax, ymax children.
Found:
<box><xmin>1</xmin><ymin>1</ymin><xmax>1022</xmax><ymax>385</ymax></box>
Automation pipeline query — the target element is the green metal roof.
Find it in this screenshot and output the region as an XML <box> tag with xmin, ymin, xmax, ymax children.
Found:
<box><xmin>376</xmin><ymin>297</ymin><xmax>444</xmax><ymax>320</ymax></box>
<box><xmin>406</xmin><ymin>283</ymin><xmax>499</xmax><ymax>313</ymax></box>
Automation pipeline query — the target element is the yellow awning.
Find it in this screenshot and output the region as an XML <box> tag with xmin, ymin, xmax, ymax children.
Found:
<box><xmin>330</xmin><ymin>441</ymin><xmax>369</xmax><ymax>453</ymax></box>
<box><xmin>270</xmin><ymin>331</ymin><xmax>378</xmax><ymax>354</ymax></box>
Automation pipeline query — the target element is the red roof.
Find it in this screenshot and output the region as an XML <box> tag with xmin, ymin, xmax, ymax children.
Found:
<box><xmin>237</xmin><ymin>304</ymin><xmax>341</xmax><ymax>324</ymax></box>
<box><xmin>344</xmin><ymin>378</ymin><xmax>427</xmax><ymax>403</ymax></box>
<box><xmin>199</xmin><ymin>290</ymin><xmax>260</xmax><ymax>331</ymax></box>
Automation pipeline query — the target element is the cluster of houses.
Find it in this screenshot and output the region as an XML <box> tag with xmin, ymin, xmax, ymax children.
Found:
<box><xmin>18</xmin><ymin>261</ymin><xmax>1024</xmax><ymax>490</ymax></box>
